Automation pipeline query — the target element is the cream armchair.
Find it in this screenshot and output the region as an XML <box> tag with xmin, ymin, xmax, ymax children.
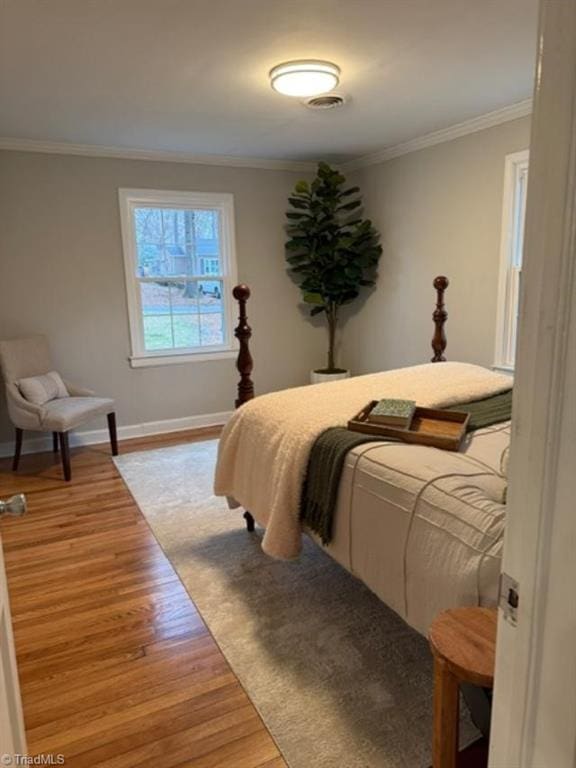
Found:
<box><xmin>0</xmin><ymin>336</ymin><xmax>117</xmax><ymax>481</ymax></box>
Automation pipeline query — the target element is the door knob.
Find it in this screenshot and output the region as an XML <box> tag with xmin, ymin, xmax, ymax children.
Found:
<box><xmin>0</xmin><ymin>494</ymin><xmax>26</xmax><ymax>517</ymax></box>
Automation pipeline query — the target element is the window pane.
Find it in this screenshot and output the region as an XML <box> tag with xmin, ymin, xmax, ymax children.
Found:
<box><xmin>143</xmin><ymin>315</ymin><xmax>174</xmax><ymax>350</ymax></box>
<box><xmin>169</xmin><ymin>282</ymin><xmax>198</xmax><ymax>348</ymax></box>
<box><xmin>140</xmin><ymin>282</ymin><xmax>173</xmax><ymax>351</ymax></box>
<box><xmin>200</xmin><ymin>307</ymin><xmax>224</xmax><ymax>346</ymax></box>
<box><xmin>134</xmin><ymin>208</ymin><xmax>163</xmax><ymax>245</ymax></box>
<box><xmin>139</xmin><ymin>280</ymin><xmax>225</xmax><ymax>352</ymax></box>
<box><xmin>140</xmin><ymin>281</ymin><xmax>171</xmax><ymax>316</ymax></box>
<box><xmin>199</xmin><ymin>281</ymin><xmax>225</xmax><ymax>346</ymax></box>
<box><xmin>173</xmin><ymin>314</ymin><xmax>201</xmax><ymax>348</ymax></box>
<box><xmin>162</xmin><ymin>209</ymin><xmax>186</xmax><ymax>248</ymax></box>
<box><xmin>194</xmin><ymin>210</ymin><xmax>221</xmax><ymax>276</ymax></box>
<box><xmin>133</xmin><ymin>206</ymin><xmax>222</xmax><ymax>278</ymax></box>
<box><xmin>191</xmin><ymin>209</ymin><xmax>218</xmax><ymax>240</ymax></box>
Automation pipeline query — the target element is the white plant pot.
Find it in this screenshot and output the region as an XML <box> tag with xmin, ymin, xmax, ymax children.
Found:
<box><xmin>310</xmin><ymin>369</ymin><xmax>351</xmax><ymax>384</ymax></box>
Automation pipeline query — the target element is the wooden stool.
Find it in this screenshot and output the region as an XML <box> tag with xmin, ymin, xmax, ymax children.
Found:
<box><xmin>429</xmin><ymin>607</ymin><xmax>497</xmax><ymax>768</ymax></box>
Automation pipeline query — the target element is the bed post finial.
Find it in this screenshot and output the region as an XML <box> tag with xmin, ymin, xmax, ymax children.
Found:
<box><xmin>431</xmin><ymin>275</ymin><xmax>449</xmax><ymax>362</ymax></box>
<box><xmin>232</xmin><ymin>284</ymin><xmax>254</xmax><ymax>407</ymax></box>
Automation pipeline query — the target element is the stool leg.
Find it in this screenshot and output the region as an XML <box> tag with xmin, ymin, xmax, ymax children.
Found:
<box><xmin>59</xmin><ymin>432</ymin><xmax>71</xmax><ymax>482</ymax></box>
<box><xmin>52</xmin><ymin>432</ymin><xmax>59</xmax><ymax>453</ymax></box>
<box><xmin>433</xmin><ymin>655</ymin><xmax>459</xmax><ymax>768</ymax></box>
<box><xmin>107</xmin><ymin>412</ymin><xmax>118</xmax><ymax>457</ymax></box>
<box><xmin>12</xmin><ymin>428</ymin><xmax>23</xmax><ymax>471</ymax></box>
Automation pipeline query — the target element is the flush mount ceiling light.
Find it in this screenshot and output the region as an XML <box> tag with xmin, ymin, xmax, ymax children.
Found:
<box><xmin>269</xmin><ymin>60</ymin><xmax>340</xmax><ymax>97</ymax></box>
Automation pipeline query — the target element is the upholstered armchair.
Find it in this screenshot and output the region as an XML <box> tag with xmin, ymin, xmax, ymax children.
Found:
<box><xmin>0</xmin><ymin>336</ymin><xmax>117</xmax><ymax>481</ymax></box>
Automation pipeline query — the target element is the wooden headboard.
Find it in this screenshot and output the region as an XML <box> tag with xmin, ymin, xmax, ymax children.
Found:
<box><xmin>231</xmin><ymin>276</ymin><xmax>449</xmax><ymax>407</ymax></box>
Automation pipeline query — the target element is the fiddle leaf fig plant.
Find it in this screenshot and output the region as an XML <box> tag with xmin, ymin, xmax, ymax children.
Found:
<box><xmin>285</xmin><ymin>161</ymin><xmax>382</xmax><ymax>373</ymax></box>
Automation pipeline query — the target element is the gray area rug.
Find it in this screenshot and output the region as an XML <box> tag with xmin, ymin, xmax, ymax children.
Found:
<box><xmin>115</xmin><ymin>440</ymin><xmax>477</xmax><ymax>768</ymax></box>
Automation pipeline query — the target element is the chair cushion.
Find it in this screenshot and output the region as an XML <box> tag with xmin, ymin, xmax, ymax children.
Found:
<box><xmin>40</xmin><ymin>396</ymin><xmax>115</xmax><ymax>432</ymax></box>
<box><xmin>18</xmin><ymin>371</ymin><xmax>69</xmax><ymax>405</ymax></box>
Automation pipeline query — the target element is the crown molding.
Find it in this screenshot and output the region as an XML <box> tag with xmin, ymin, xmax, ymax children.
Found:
<box><xmin>342</xmin><ymin>98</ymin><xmax>533</xmax><ymax>172</ymax></box>
<box><xmin>0</xmin><ymin>98</ymin><xmax>533</xmax><ymax>173</ymax></box>
<box><xmin>0</xmin><ymin>136</ymin><xmax>316</xmax><ymax>173</ymax></box>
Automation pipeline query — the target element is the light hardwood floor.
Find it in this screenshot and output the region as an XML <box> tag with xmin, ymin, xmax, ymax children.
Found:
<box><xmin>0</xmin><ymin>430</ymin><xmax>286</xmax><ymax>768</ymax></box>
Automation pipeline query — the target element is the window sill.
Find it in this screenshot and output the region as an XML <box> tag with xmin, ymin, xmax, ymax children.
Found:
<box><xmin>129</xmin><ymin>349</ymin><xmax>237</xmax><ymax>368</ymax></box>
<box><xmin>492</xmin><ymin>363</ymin><xmax>515</xmax><ymax>376</ymax></box>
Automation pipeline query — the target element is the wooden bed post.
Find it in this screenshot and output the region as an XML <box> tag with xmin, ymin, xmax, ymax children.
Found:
<box><xmin>431</xmin><ymin>275</ymin><xmax>449</xmax><ymax>362</ymax></box>
<box><xmin>232</xmin><ymin>284</ymin><xmax>256</xmax><ymax>532</ymax></box>
<box><xmin>232</xmin><ymin>277</ymin><xmax>448</xmax><ymax>531</ymax></box>
<box><xmin>232</xmin><ymin>284</ymin><xmax>255</xmax><ymax>408</ymax></box>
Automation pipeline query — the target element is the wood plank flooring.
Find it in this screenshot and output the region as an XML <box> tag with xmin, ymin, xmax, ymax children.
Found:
<box><xmin>0</xmin><ymin>430</ymin><xmax>287</xmax><ymax>768</ymax></box>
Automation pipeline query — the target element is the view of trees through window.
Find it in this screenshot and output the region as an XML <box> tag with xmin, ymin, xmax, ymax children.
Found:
<box><xmin>132</xmin><ymin>207</ymin><xmax>225</xmax><ymax>351</ymax></box>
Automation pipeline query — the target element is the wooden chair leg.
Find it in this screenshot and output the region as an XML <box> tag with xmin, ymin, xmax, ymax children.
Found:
<box><xmin>107</xmin><ymin>412</ymin><xmax>118</xmax><ymax>456</ymax></box>
<box><xmin>59</xmin><ymin>432</ymin><xmax>71</xmax><ymax>482</ymax></box>
<box><xmin>432</xmin><ymin>655</ymin><xmax>459</xmax><ymax>768</ymax></box>
<box><xmin>52</xmin><ymin>432</ymin><xmax>59</xmax><ymax>453</ymax></box>
<box><xmin>243</xmin><ymin>511</ymin><xmax>255</xmax><ymax>532</ymax></box>
<box><xmin>12</xmin><ymin>428</ymin><xmax>23</xmax><ymax>471</ymax></box>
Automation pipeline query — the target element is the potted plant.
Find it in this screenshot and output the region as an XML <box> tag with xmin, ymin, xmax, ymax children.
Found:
<box><xmin>285</xmin><ymin>162</ymin><xmax>382</xmax><ymax>383</ymax></box>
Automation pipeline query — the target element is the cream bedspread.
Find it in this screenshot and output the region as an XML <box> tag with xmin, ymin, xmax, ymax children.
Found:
<box><xmin>315</xmin><ymin>421</ymin><xmax>510</xmax><ymax>634</ymax></box>
<box><xmin>214</xmin><ymin>362</ymin><xmax>512</xmax><ymax>559</ymax></box>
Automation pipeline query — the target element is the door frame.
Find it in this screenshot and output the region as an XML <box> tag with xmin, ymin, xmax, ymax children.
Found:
<box><xmin>489</xmin><ymin>1</ymin><xmax>576</xmax><ymax>765</ymax></box>
<box><xmin>0</xmin><ymin>536</ymin><xmax>27</xmax><ymax>757</ymax></box>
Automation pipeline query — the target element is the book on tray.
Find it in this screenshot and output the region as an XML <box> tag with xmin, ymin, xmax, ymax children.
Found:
<box><xmin>368</xmin><ymin>398</ymin><xmax>416</xmax><ymax>428</ymax></box>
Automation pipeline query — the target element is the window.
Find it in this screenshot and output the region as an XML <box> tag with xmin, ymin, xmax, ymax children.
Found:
<box><xmin>494</xmin><ymin>150</ymin><xmax>529</xmax><ymax>372</ymax></box>
<box><xmin>119</xmin><ymin>189</ymin><xmax>237</xmax><ymax>367</ymax></box>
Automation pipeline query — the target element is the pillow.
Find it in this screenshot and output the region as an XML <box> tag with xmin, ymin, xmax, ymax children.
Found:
<box><xmin>500</xmin><ymin>445</ymin><xmax>510</xmax><ymax>478</ymax></box>
<box><xmin>18</xmin><ymin>371</ymin><xmax>69</xmax><ymax>406</ymax></box>
<box><xmin>500</xmin><ymin>445</ymin><xmax>510</xmax><ymax>504</ymax></box>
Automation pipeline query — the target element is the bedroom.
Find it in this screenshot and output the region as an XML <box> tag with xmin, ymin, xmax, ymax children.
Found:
<box><xmin>0</xmin><ymin>2</ymin><xmax>574</xmax><ymax>767</ymax></box>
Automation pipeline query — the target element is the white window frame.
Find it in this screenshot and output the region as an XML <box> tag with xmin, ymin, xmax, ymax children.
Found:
<box><xmin>119</xmin><ymin>188</ymin><xmax>238</xmax><ymax>367</ymax></box>
<box><xmin>493</xmin><ymin>149</ymin><xmax>529</xmax><ymax>373</ymax></box>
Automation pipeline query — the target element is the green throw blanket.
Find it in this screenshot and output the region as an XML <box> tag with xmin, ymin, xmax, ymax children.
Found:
<box><xmin>300</xmin><ymin>389</ymin><xmax>512</xmax><ymax>545</ymax></box>
<box><xmin>299</xmin><ymin>428</ymin><xmax>383</xmax><ymax>545</ymax></box>
<box><xmin>449</xmin><ymin>388</ymin><xmax>513</xmax><ymax>431</ymax></box>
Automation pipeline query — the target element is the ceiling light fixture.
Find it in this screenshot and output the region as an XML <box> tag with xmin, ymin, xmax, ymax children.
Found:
<box><xmin>269</xmin><ymin>60</ymin><xmax>340</xmax><ymax>98</ymax></box>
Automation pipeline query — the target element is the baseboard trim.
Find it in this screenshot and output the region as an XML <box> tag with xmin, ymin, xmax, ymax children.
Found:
<box><xmin>0</xmin><ymin>411</ymin><xmax>231</xmax><ymax>458</ymax></box>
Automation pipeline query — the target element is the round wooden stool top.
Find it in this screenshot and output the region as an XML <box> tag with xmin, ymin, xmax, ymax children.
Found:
<box><xmin>429</xmin><ymin>607</ymin><xmax>497</xmax><ymax>688</ymax></box>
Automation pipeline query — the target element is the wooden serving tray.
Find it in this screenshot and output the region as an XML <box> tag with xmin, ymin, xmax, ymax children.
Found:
<box><xmin>348</xmin><ymin>401</ymin><xmax>470</xmax><ymax>451</ymax></box>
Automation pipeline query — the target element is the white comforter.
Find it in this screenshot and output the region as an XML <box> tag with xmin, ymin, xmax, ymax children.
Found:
<box><xmin>214</xmin><ymin>362</ymin><xmax>512</xmax><ymax>559</ymax></box>
<box><xmin>317</xmin><ymin>421</ymin><xmax>510</xmax><ymax>633</ymax></box>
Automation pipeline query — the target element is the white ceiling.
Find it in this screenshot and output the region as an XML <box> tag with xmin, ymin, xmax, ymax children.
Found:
<box><xmin>0</xmin><ymin>0</ymin><xmax>538</xmax><ymax>164</ymax></box>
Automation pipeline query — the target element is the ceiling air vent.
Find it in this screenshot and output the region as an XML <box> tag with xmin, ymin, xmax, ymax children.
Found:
<box><xmin>304</xmin><ymin>94</ymin><xmax>346</xmax><ymax>110</ymax></box>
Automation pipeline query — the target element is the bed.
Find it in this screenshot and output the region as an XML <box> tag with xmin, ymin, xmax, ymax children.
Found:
<box><xmin>214</xmin><ymin>278</ymin><xmax>511</xmax><ymax>635</ymax></box>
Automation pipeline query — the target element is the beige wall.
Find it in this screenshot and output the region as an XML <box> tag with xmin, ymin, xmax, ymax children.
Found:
<box><xmin>0</xmin><ymin>151</ymin><xmax>324</xmax><ymax>443</ymax></box>
<box><xmin>341</xmin><ymin>116</ymin><xmax>531</xmax><ymax>373</ymax></box>
<box><xmin>0</xmin><ymin>117</ymin><xmax>531</xmax><ymax>444</ymax></box>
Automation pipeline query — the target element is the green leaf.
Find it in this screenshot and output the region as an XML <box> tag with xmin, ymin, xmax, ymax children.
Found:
<box><xmin>337</xmin><ymin>200</ymin><xmax>361</xmax><ymax>212</ymax></box>
<box><xmin>303</xmin><ymin>292</ymin><xmax>324</xmax><ymax>305</ymax></box>
<box><xmin>285</xmin><ymin>162</ymin><xmax>382</xmax><ymax>325</ymax></box>
<box><xmin>288</xmin><ymin>198</ymin><xmax>309</xmax><ymax>210</ymax></box>
<box><xmin>285</xmin><ymin>240</ymin><xmax>306</xmax><ymax>251</ymax></box>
